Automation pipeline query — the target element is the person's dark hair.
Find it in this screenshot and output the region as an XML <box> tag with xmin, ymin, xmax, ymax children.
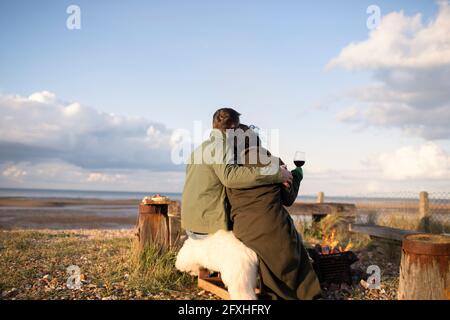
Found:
<box><xmin>212</xmin><ymin>108</ymin><xmax>241</xmax><ymax>131</ymax></box>
<box><xmin>236</xmin><ymin>124</ymin><xmax>260</xmax><ymax>149</ymax></box>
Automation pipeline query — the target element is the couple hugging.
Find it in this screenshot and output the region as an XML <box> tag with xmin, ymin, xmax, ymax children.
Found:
<box><xmin>175</xmin><ymin>108</ymin><xmax>322</xmax><ymax>300</ymax></box>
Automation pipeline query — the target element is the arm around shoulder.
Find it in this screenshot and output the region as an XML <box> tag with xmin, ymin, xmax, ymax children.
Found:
<box><xmin>212</xmin><ymin>163</ymin><xmax>282</xmax><ymax>189</ymax></box>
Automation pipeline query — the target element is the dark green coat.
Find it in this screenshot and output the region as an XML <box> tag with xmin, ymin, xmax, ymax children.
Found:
<box><xmin>226</xmin><ymin>169</ymin><xmax>322</xmax><ymax>300</ymax></box>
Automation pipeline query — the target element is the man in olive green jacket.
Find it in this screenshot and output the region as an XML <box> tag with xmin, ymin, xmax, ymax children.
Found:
<box><xmin>181</xmin><ymin>108</ymin><xmax>292</xmax><ymax>235</ymax></box>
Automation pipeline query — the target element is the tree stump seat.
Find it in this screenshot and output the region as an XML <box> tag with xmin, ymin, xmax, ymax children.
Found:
<box><xmin>398</xmin><ymin>234</ymin><xmax>450</xmax><ymax>300</ymax></box>
<box><xmin>136</xmin><ymin>197</ymin><xmax>183</xmax><ymax>252</ymax></box>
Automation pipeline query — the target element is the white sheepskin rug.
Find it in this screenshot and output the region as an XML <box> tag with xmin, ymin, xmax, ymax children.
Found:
<box><xmin>175</xmin><ymin>229</ymin><xmax>258</xmax><ymax>300</ymax></box>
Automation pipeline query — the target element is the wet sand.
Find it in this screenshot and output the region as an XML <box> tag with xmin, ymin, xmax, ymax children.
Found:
<box><xmin>0</xmin><ymin>197</ymin><xmax>140</xmax><ymax>230</ymax></box>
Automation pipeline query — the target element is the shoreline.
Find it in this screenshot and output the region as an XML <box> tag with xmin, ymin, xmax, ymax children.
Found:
<box><xmin>0</xmin><ymin>197</ymin><xmax>140</xmax><ymax>207</ymax></box>
<box><xmin>0</xmin><ymin>197</ymin><xmax>140</xmax><ymax>230</ymax></box>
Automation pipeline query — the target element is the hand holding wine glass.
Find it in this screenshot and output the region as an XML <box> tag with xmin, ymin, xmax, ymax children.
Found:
<box><xmin>280</xmin><ymin>165</ymin><xmax>293</xmax><ymax>187</ymax></box>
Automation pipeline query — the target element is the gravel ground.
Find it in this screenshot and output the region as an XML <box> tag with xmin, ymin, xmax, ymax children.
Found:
<box><xmin>0</xmin><ymin>229</ymin><xmax>401</xmax><ymax>300</ymax></box>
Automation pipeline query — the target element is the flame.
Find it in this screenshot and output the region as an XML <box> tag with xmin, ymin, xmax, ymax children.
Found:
<box><xmin>344</xmin><ymin>242</ymin><xmax>353</xmax><ymax>252</ymax></box>
<box><xmin>318</xmin><ymin>229</ymin><xmax>353</xmax><ymax>255</ymax></box>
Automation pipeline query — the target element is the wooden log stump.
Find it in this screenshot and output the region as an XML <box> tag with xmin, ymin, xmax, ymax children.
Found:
<box><xmin>168</xmin><ymin>201</ymin><xmax>185</xmax><ymax>250</ymax></box>
<box><xmin>136</xmin><ymin>197</ymin><xmax>183</xmax><ymax>253</ymax></box>
<box><xmin>398</xmin><ymin>234</ymin><xmax>450</xmax><ymax>300</ymax></box>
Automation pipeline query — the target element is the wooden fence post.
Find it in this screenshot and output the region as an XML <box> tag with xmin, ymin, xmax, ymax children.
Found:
<box><xmin>317</xmin><ymin>192</ymin><xmax>325</xmax><ymax>204</ymax></box>
<box><xmin>419</xmin><ymin>191</ymin><xmax>429</xmax><ymax>219</ymax></box>
<box><xmin>418</xmin><ymin>191</ymin><xmax>430</xmax><ymax>232</ymax></box>
<box><xmin>313</xmin><ymin>192</ymin><xmax>325</xmax><ymax>222</ymax></box>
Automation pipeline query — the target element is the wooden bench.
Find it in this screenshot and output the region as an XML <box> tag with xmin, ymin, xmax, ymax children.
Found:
<box><xmin>198</xmin><ymin>269</ymin><xmax>230</xmax><ymax>300</ymax></box>
<box><xmin>349</xmin><ymin>223</ymin><xmax>421</xmax><ymax>242</ymax></box>
<box><xmin>198</xmin><ymin>268</ymin><xmax>260</xmax><ymax>300</ymax></box>
<box><xmin>288</xmin><ymin>203</ymin><xmax>357</xmax><ymax>216</ymax></box>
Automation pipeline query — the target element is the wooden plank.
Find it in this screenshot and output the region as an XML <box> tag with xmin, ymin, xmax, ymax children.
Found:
<box><xmin>197</xmin><ymin>269</ymin><xmax>260</xmax><ymax>300</ymax></box>
<box><xmin>349</xmin><ymin>224</ymin><xmax>420</xmax><ymax>241</ymax></box>
<box><xmin>288</xmin><ymin>203</ymin><xmax>356</xmax><ymax>216</ymax></box>
<box><xmin>198</xmin><ymin>278</ymin><xmax>230</xmax><ymax>300</ymax></box>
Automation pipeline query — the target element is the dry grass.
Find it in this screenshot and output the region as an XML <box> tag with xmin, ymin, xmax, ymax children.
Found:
<box><xmin>0</xmin><ymin>227</ymin><xmax>405</xmax><ymax>300</ymax></box>
<box><xmin>296</xmin><ymin>215</ymin><xmax>370</xmax><ymax>250</ymax></box>
<box><xmin>377</xmin><ymin>214</ymin><xmax>420</xmax><ymax>230</ymax></box>
<box><xmin>128</xmin><ymin>240</ymin><xmax>194</xmax><ymax>294</ymax></box>
<box><xmin>368</xmin><ymin>212</ymin><xmax>450</xmax><ymax>233</ymax></box>
<box><xmin>0</xmin><ymin>229</ymin><xmax>211</xmax><ymax>300</ymax></box>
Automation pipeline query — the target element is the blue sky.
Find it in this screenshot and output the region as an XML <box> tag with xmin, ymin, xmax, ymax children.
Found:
<box><xmin>0</xmin><ymin>1</ymin><xmax>448</xmax><ymax>195</ymax></box>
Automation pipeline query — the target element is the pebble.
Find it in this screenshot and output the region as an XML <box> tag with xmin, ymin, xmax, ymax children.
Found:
<box><xmin>197</xmin><ymin>290</ymin><xmax>206</xmax><ymax>296</ymax></box>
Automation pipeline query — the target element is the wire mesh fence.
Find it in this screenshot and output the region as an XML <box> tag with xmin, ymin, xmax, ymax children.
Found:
<box><xmin>352</xmin><ymin>191</ymin><xmax>450</xmax><ymax>234</ymax></box>
<box><xmin>428</xmin><ymin>192</ymin><xmax>450</xmax><ymax>233</ymax></box>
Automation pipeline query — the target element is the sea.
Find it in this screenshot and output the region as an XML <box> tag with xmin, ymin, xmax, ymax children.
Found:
<box><xmin>0</xmin><ymin>187</ymin><xmax>440</xmax><ymax>204</ymax></box>
<box><xmin>0</xmin><ymin>188</ymin><xmax>183</xmax><ymax>201</ymax></box>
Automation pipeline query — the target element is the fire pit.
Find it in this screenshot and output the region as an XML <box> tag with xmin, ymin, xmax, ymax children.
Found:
<box><xmin>307</xmin><ymin>248</ymin><xmax>358</xmax><ymax>285</ymax></box>
<box><xmin>307</xmin><ymin>229</ymin><xmax>359</xmax><ymax>286</ymax></box>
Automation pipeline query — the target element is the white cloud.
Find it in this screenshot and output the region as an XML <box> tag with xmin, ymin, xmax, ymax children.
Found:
<box><xmin>328</xmin><ymin>1</ymin><xmax>450</xmax><ymax>140</ymax></box>
<box><xmin>87</xmin><ymin>172</ymin><xmax>125</xmax><ymax>183</ymax></box>
<box><xmin>366</xmin><ymin>181</ymin><xmax>382</xmax><ymax>193</ymax></box>
<box><xmin>28</xmin><ymin>91</ymin><xmax>57</xmax><ymax>104</ymax></box>
<box><xmin>0</xmin><ymin>160</ymin><xmax>185</xmax><ymax>192</ymax></box>
<box><xmin>0</xmin><ymin>91</ymin><xmax>178</xmax><ymax>170</ymax></box>
<box><xmin>296</xmin><ymin>144</ymin><xmax>449</xmax><ymax>195</ymax></box>
<box><xmin>374</xmin><ymin>143</ymin><xmax>449</xmax><ymax>180</ymax></box>
<box><xmin>2</xmin><ymin>165</ymin><xmax>27</xmax><ymax>178</ymax></box>
<box><xmin>0</xmin><ymin>90</ymin><xmax>192</xmax><ymax>191</ymax></box>
<box><xmin>327</xmin><ymin>1</ymin><xmax>450</xmax><ymax>70</ymax></box>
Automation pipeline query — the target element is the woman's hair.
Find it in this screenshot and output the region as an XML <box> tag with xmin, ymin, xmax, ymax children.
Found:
<box><xmin>212</xmin><ymin>108</ymin><xmax>241</xmax><ymax>131</ymax></box>
<box><xmin>236</xmin><ymin>124</ymin><xmax>259</xmax><ymax>149</ymax></box>
<box><xmin>234</xmin><ymin>124</ymin><xmax>270</xmax><ymax>166</ymax></box>
<box><xmin>234</xmin><ymin>124</ymin><xmax>285</xmax><ymax>167</ymax></box>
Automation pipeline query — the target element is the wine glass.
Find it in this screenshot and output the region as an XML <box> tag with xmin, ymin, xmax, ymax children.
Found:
<box><xmin>294</xmin><ymin>151</ymin><xmax>306</xmax><ymax>167</ymax></box>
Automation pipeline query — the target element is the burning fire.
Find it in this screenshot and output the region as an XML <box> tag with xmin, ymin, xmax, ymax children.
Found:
<box><xmin>316</xmin><ymin>229</ymin><xmax>353</xmax><ymax>255</ymax></box>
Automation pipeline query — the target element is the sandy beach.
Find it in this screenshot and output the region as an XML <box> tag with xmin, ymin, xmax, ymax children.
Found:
<box><xmin>0</xmin><ymin>197</ymin><xmax>140</xmax><ymax>230</ymax></box>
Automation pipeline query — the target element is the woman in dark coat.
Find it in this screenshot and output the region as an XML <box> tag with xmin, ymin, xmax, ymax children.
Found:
<box><xmin>226</xmin><ymin>125</ymin><xmax>322</xmax><ymax>300</ymax></box>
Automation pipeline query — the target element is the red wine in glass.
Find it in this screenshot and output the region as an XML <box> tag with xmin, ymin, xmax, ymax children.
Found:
<box><xmin>294</xmin><ymin>160</ymin><xmax>305</xmax><ymax>167</ymax></box>
<box><xmin>294</xmin><ymin>151</ymin><xmax>305</xmax><ymax>167</ymax></box>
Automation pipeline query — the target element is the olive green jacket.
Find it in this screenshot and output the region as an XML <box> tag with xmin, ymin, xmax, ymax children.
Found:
<box><xmin>181</xmin><ymin>130</ymin><xmax>283</xmax><ymax>234</ymax></box>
